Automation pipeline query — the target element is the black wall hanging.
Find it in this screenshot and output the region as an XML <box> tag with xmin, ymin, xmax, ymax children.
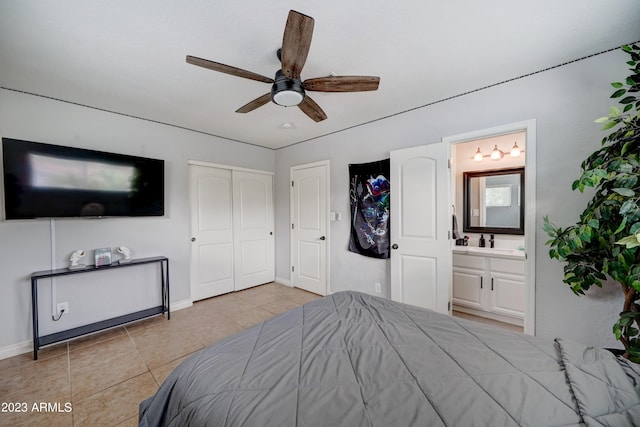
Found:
<box><xmin>348</xmin><ymin>159</ymin><xmax>390</xmax><ymax>259</ymax></box>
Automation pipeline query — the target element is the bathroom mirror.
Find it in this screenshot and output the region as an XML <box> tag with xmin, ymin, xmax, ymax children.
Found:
<box><xmin>463</xmin><ymin>167</ymin><xmax>524</xmax><ymax>235</ymax></box>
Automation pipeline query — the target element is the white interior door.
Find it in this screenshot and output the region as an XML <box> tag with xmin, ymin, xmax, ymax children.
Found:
<box><xmin>233</xmin><ymin>170</ymin><xmax>274</xmax><ymax>291</ymax></box>
<box><xmin>290</xmin><ymin>162</ymin><xmax>328</xmax><ymax>296</ymax></box>
<box><xmin>189</xmin><ymin>164</ymin><xmax>234</xmax><ymax>301</ymax></box>
<box><xmin>390</xmin><ymin>143</ymin><xmax>451</xmax><ymax>314</ymax></box>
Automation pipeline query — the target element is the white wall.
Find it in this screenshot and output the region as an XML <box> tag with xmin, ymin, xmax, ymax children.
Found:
<box><xmin>274</xmin><ymin>49</ymin><xmax>628</xmax><ymax>349</ymax></box>
<box><xmin>0</xmin><ymin>90</ymin><xmax>275</xmax><ymax>354</ymax></box>
<box><xmin>0</xmin><ymin>48</ymin><xmax>630</xmax><ymax>356</ymax></box>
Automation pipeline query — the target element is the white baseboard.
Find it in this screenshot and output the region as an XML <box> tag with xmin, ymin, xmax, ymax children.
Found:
<box><xmin>0</xmin><ymin>340</ymin><xmax>32</xmax><ymax>360</ymax></box>
<box><xmin>0</xmin><ymin>299</ymin><xmax>193</xmax><ymax>361</ymax></box>
<box><xmin>170</xmin><ymin>298</ymin><xmax>193</xmax><ymax>312</ymax></box>
<box><xmin>275</xmin><ymin>276</ymin><xmax>292</xmax><ymax>287</ymax></box>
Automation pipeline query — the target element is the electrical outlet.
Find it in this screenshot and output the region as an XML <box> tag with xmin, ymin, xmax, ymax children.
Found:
<box><xmin>57</xmin><ymin>302</ymin><xmax>69</xmax><ymax>316</ymax></box>
<box><xmin>375</xmin><ymin>282</ymin><xmax>381</xmax><ymax>293</ymax></box>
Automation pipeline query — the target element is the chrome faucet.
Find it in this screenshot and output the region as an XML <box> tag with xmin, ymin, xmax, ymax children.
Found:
<box><xmin>489</xmin><ymin>234</ymin><xmax>495</xmax><ymax>248</ymax></box>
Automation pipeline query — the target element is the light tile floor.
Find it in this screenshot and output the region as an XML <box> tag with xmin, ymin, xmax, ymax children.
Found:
<box><xmin>0</xmin><ymin>282</ymin><xmax>320</xmax><ymax>427</ymax></box>
<box><xmin>0</xmin><ymin>284</ymin><xmax>519</xmax><ymax>426</ymax></box>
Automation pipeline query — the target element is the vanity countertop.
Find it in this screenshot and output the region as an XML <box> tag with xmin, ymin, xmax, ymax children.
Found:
<box><xmin>452</xmin><ymin>246</ymin><xmax>525</xmax><ymax>259</ymax></box>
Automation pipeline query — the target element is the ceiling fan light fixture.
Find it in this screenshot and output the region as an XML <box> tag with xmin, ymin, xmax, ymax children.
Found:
<box><xmin>271</xmin><ymin>70</ymin><xmax>305</xmax><ymax>106</ymax></box>
<box><xmin>273</xmin><ymin>90</ymin><xmax>304</xmax><ymax>107</ymax></box>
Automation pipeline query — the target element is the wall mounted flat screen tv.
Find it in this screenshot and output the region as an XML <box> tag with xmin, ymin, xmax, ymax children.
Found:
<box><xmin>2</xmin><ymin>138</ymin><xmax>164</xmax><ymax>219</ymax></box>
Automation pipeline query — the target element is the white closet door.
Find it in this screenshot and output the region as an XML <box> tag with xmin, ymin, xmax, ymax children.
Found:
<box><xmin>189</xmin><ymin>165</ymin><xmax>235</xmax><ymax>301</ymax></box>
<box><xmin>232</xmin><ymin>170</ymin><xmax>275</xmax><ymax>291</ymax></box>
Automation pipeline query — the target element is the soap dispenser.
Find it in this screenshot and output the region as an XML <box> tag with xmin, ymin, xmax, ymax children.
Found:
<box><xmin>479</xmin><ymin>234</ymin><xmax>486</xmax><ymax>247</ymax></box>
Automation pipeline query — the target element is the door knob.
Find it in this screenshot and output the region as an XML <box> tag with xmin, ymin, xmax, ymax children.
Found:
<box><xmin>392</xmin><ymin>244</ymin><xmax>398</xmax><ymax>249</ymax></box>
<box><xmin>191</xmin><ymin>237</ymin><xmax>196</xmax><ymax>242</ymax></box>
<box><xmin>319</xmin><ymin>236</ymin><xmax>326</xmax><ymax>240</ymax></box>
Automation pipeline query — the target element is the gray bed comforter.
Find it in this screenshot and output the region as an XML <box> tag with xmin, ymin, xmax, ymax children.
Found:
<box><xmin>139</xmin><ymin>291</ymin><xmax>640</xmax><ymax>426</ymax></box>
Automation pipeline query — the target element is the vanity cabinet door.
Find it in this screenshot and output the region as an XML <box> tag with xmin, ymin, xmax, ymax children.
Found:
<box><xmin>452</xmin><ymin>254</ymin><xmax>485</xmax><ymax>310</ymax></box>
<box><xmin>452</xmin><ymin>268</ymin><xmax>484</xmax><ymax>310</ymax></box>
<box><xmin>489</xmin><ymin>273</ymin><xmax>525</xmax><ymax>318</ymax></box>
<box><xmin>488</xmin><ymin>258</ymin><xmax>525</xmax><ymax>318</ymax></box>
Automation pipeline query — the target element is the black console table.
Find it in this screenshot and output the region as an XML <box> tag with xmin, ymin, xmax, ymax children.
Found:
<box><xmin>30</xmin><ymin>256</ymin><xmax>169</xmax><ymax>360</ymax></box>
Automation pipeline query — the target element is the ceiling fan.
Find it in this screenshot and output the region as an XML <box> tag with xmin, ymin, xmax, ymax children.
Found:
<box><xmin>186</xmin><ymin>10</ymin><xmax>380</xmax><ymax>122</ymax></box>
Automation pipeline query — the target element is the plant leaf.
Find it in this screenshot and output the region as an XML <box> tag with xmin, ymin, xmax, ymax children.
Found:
<box><xmin>620</xmin><ymin>200</ymin><xmax>638</xmax><ymax>215</ymax></box>
<box><xmin>615</xmin><ymin>234</ymin><xmax>640</xmax><ymax>248</ymax></box>
<box><xmin>611</xmin><ymin>88</ymin><xmax>627</xmax><ymax>98</ymax></box>
<box><xmin>613</xmin><ymin>188</ymin><xmax>636</xmax><ymax>197</ymax></box>
<box><xmin>610</xmin><ymin>106</ymin><xmax>621</xmax><ymax>117</ymax></box>
<box><xmin>621</xmin><ymin>140</ymin><xmax>635</xmax><ymax>155</ymax></box>
<box><xmin>614</xmin><ymin>217</ymin><xmax>628</xmax><ymax>234</ymax></box>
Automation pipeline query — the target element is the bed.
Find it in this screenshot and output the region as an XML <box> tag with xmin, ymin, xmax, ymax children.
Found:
<box><xmin>139</xmin><ymin>291</ymin><xmax>640</xmax><ymax>426</ymax></box>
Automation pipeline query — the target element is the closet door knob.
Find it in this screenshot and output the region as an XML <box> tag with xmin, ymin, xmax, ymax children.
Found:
<box><xmin>191</xmin><ymin>237</ymin><xmax>196</xmax><ymax>242</ymax></box>
<box><xmin>392</xmin><ymin>244</ymin><xmax>399</xmax><ymax>250</ymax></box>
<box><xmin>319</xmin><ymin>236</ymin><xmax>326</xmax><ymax>241</ymax></box>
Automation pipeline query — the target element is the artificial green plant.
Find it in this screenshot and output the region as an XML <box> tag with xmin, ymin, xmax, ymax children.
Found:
<box><xmin>544</xmin><ymin>43</ymin><xmax>640</xmax><ymax>362</ymax></box>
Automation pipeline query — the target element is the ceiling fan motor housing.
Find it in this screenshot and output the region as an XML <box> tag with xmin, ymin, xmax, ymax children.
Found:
<box><xmin>271</xmin><ymin>69</ymin><xmax>305</xmax><ymax>106</ymax></box>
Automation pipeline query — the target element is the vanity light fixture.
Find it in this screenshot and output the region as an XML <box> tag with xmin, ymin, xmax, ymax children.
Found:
<box><xmin>474</xmin><ymin>147</ymin><xmax>483</xmax><ymax>162</ymax></box>
<box><xmin>473</xmin><ymin>142</ymin><xmax>523</xmax><ymax>162</ymax></box>
<box><xmin>510</xmin><ymin>142</ymin><xmax>521</xmax><ymax>157</ymax></box>
<box><xmin>490</xmin><ymin>145</ymin><xmax>503</xmax><ymax>160</ymax></box>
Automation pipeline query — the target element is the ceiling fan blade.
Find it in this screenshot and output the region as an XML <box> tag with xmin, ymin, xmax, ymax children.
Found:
<box><xmin>186</xmin><ymin>55</ymin><xmax>274</xmax><ymax>84</ymax></box>
<box><xmin>235</xmin><ymin>93</ymin><xmax>272</xmax><ymax>113</ymax></box>
<box><xmin>304</xmin><ymin>76</ymin><xmax>380</xmax><ymax>92</ymax></box>
<box><xmin>298</xmin><ymin>96</ymin><xmax>327</xmax><ymax>122</ymax></box>
<box><xmin>280</xmin><ymin>10</ymin><xmax>314</xmax><ymax>79</ymax></box>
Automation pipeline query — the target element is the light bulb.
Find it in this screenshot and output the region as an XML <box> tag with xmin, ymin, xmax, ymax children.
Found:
<box><xmin>490</xmin><ymin>145</ymin><xmax>502</xmax><ymax>160</ymax></box>
<box><xmin>510</xmin><ymin>142</ymin><xmax>521</xmax><ymax>157</ymax></box>
<box><xmin>474</xmin><ymin>147</ymin><xmax>483</xmax><ymax>162</ymax></box>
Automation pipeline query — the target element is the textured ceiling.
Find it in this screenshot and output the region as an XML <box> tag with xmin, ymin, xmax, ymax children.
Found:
<box><xmin>1</xmin><ymin>1</ymin><xmax>639</xmax><ymax>149</ymax></box>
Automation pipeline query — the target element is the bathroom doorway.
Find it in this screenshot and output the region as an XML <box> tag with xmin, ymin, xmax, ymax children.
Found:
<box><xmin>444</xmin><ymin>121</ymin><xmax>536</xmax><ymax>335</ymax></box>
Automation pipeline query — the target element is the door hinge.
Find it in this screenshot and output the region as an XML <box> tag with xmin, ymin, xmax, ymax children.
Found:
<box><xmin>448</xmin><ymin>230</ymin><xmax>451</xmax><ymax>240</ymax></box>
<box><xmin>448</xmin><ymin>301</ymin><xmax>451</xmax><ymax>311</ymax></box>
<box><xmin>447</xmin><ymin>158</ymin><xmax>451</xmax><ymax>169</ymax></box>
<box><xmin>292</xmin><ymin>223</ymin><xmax>295</xmax><ymax>230</ymax></box>
<box><xmin>292</xmin><ymin>266</ymin><xmax>295</xmax><ymax>272</ymax></box>
<box><xmin>291</xmin><ymin>180</ymin><xmax>294</xmax><ymax>187</ymax></box>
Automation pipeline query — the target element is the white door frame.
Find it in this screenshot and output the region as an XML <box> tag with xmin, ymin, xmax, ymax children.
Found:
<box><xmin>442</xmin><ymin>119</ymin><xmax>536</xmax><ymax>335</ymax></box>
<box><xmin>289</xmin><ymin>160</ymin><xmax>330</xmax><ymax>295</ymax></box>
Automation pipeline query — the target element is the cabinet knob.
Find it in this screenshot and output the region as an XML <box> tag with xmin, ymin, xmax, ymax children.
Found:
<box><xmin>392</xmin><ymin>244</ymin><xmax>399</xmax><ymax>250</ymax></box>
<box><xmin>319</xmin><ymin>236</ymin><xmax>326</xmax><ymax>241</ymax></box>
<box><xmin>191</xmin><ymin>237</ymin><xmax>196</xmax><ymax>242</ymax></box>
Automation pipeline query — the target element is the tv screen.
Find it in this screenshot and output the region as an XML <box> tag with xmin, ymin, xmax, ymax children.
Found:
<box><xmin>2</xmin><ymin>138</ymin><xmax>164</xmax><ymax>219</ymax></box>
